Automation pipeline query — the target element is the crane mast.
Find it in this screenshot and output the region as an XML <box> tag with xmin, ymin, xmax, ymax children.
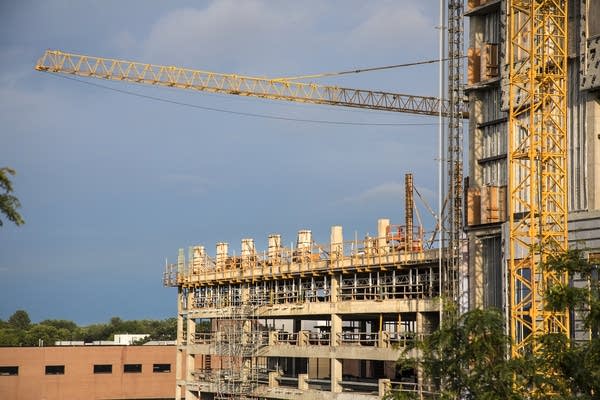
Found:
<box><xmin>507</xmin><ymin>0</ymin><xmax>569</xmax><ymax>356</ymax></box>
<box><xmin>445</xmin><ymin>0</ymin><xmax>465</xmax><ymax>307</ymax></box>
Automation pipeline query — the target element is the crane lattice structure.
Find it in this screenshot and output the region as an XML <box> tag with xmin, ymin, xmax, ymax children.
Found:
<box><xmin>445</xmin><ymin>0</ymin><xmax>465</xmax><ymax>306</ymax></box>
<box><xmin>35</xmin><ymin>50</ymin><xmax>461</xmax><ymax>118</ymax></box>
<box><xmin>507</xmin><ymin>0</ymin><xmax>569</xmax><ymax>356</ymax></box>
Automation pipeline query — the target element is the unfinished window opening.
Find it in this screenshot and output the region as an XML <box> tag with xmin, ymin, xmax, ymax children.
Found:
<box><xmin>589</xmin><ymin>0</ymin><xmax>600</xmax><ymax>38</ymax></box>
<box><xmin>45</xmin><ymin>365</ymin><xmax>65</xmax><ymax>375</ymax></box>
<box><xmin>123</xmin><ymin>364</ymin><xmax>142</xmax><ymax>373</ymax></box>
<box><xmin>153</xmin><ymin>363</ymin><xmax>171</xmax><ymax>373</ymax></box>
<box><xmin>93</xmin><ymin>364</ymin><xmax>112</xmax><ymax>374</ymax></box>
<box><xmin>0</xmin><ymin>366</ymin><xmax>18</xmax><ymax>376</ymax></box>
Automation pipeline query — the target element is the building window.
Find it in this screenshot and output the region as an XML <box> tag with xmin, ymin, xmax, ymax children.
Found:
<box><xmin>45</xmin><ymin>365</ymin><xmax>65</xmax><ymax>375</ymax></box>
<box><xmin>153</xmin><ymin>363</ymin><xmax>171</xmax><ymax>373</ymax></box>
<box><xmin>93</xmin><ymin>364</ymin><xmax>112</xmax><ymax>374</ymax></box>
<box><xmin>483</xmin><ymin>11</ymin><xmax>500</xmax><ymax>43</ymax></box>
<box><xmin>482</xmin><ymin>88</ymin><xmax>503</xmax><ymax>122</ymax></box>
<box><xmin>124</xmin><ymin>364</ymin><xmax>142</xmax><ymax>373</ymax></box>
<box><xmin>589</xmin><ymin>0</ymin><xmax>600</xmax><ymax>38</ymax></box>
<box><xmin>478</xmin><ymin>119</ymin><xmax>507</xmax><ymax>186</ymax></box>
<box><xmin>0</xmin><ymin>366</ymin><xmax>18</xmax><ymax>376</ymax></box>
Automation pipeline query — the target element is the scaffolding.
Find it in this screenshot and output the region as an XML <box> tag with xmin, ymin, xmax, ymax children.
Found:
<box><xmin>212</xmin><ymin>287</ymin><xmax>262</xmax><ymax>399</ymax></box>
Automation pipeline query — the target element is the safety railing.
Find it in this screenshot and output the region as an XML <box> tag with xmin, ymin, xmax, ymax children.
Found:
<box><xmin>387</xmin><ymin>381</ymin><xmax>439</xmax><ymax>399</ymax></box>
<box><xmin>168</xmin><ymin>232</ymin><xmax>442</xmax><ymax>286</ymax></box>
<box><xmin>337</xmin><ymin>331</ymin><xmax>378</xmax><ymax>346</ymax></box>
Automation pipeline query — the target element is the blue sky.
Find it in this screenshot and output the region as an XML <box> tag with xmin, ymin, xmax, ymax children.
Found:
<box><xmin>1</xmin><ymin>1</ymin><xmax>445</xmax><ymax>325</ymax></box>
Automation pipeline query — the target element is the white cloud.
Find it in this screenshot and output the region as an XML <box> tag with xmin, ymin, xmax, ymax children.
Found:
<box><xmin>344</xmin><ymin>2</ymin><xmax>435</xmax><ymax>54</ymax></box>
<box><xmin>137</xmin><ymin>1</ymin><xmax>438</xmax><ymax>76</ymax></box>
<box><xmin>111</xmin><ymin>31</ymin><xmax>138</xmax><ymax>54</ymax></box>
<box><xmin>140</xmin><ymin>2</ymin><xmax>313</xmax><ymax>72</ymax></box>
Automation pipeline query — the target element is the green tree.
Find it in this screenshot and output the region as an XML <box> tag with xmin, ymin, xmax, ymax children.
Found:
<box><xmin>39</xmin><ymin>319</ymin><xmax>78</xmax><ymax>332</ymax></box>
<box><xmin>0</xmin><ymin>328</ymin><xmax>24</xmax><ymax>346</ymax></box>
<box><xmin>539</xmin><ymin>249</ymin><xmax>600</xmax><ymax>398</ymax></box>
<box><xmin>394</xmin><ymin>306</ymin><xmax>523</xmax><ymax>400</ymax></box>
<box><xmin>8</xmin><ymin>310</ymin><xmax>31</xmax><ymax>330</ymax></box>
<box><xmin>24</xmin><ymin>324</ymin><xmax>60</xmax><ymax>346</ymax></box>
<box><xmin>0</xmin><ymin>167</ymin><xmax>25</xmax><ymax>226</ymax></box>
<box><xmin>390</xmin><ymin>250</ymin><xmax>600</xmax><ymax>400</ymax></box>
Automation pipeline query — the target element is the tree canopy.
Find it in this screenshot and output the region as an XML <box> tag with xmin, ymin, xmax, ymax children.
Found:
<box><xmin>0</xmin><ymin>310</ymin><xmax>176</xmax><ymax>346</ymax></box>
<box><xmin>390</xmin><ymin>249</ymin><xmax>599</xmax><ymax>400</ymax></box>
<box><xmin>0</xmin><ymin>167</ymin><xmax>25</xmax><ymax>227</ymax></box>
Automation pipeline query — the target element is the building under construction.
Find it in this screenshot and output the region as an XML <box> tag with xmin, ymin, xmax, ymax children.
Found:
<box><xmin>26</xmin><ymin>0</ymin><xmax>599</xmax><ymax>397</ymax></box>
<box><xmin>164</xmin><ymin>175</ymin><xmax>441</xmax><ymax>399</ymax></box>
<box><xmin>162</xmin><ymin>1</ymin><xmax>600</xmax><ymax>398</ymax></box>
<box><xmin>465</xmin><ymin>0</ymin><xmax>600</xmax><ymax>345</ymax></box>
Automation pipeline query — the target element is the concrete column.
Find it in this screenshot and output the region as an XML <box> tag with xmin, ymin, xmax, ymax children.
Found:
<box><xmin>298</xmin><ymin>373</ymin><xmax>309</xmax><ymax>390</ymax></box>
<box><xmin>184</xmin><ymin>388</ymin><xmax>198</xmax><ymax>400</ymax></box>
<box><xmin>241</xmin><ymin>283</ymin><xmax>250</xmax><ymax>304</ymax></box>
<box><xmin>177</xmin><ymin>288</ymin><xmax>185</xmax><ymax>344</ymax></box>
<box><xmin>415</xmin><ymin>311</ymin><xmax>424</xmax><ymax>391</ymax></box>
<box><xmin>330</xmin><ymin>312</ymin><xmax>342</xmax><ymax>393</ymax></box>
<box><xmin>378</xmin><ymin>379</ymin><xmax>391</xmax><ymax>397</ymax></box>
<box><xmin>331</xmin><ymin>314</ymin><xmax>342</xmax><ymax>346</ymax></box>
<box><xmin>378</xmin><ymin>330</ymin><xmax>390</xmax><ymax>348</ymax></box>
<box><xmin>269</xmin><ymin>371</ymin><xmax>280</xmax><ymax>388</ymax></box>
<box><xmin>269</xmin><ymin>330</ymin><xmax>278</xmax><ymax>346</ymax></box>
<box><xmin>186</xmin><ymin>316</ymin><xmax>196</xmax><ymax>381</ymax></box>
<box><xmin>469</xmin><ymin>236</ymin><xmax>484</xmax><ymax>309</ymax></box>
<box><xmin>299</xmin><ymin>330</ymin><xmax>309</xmax><ymax>346</ymax></box>
<box><xmin>177</xmin><ymin>248</ymin><xmax>185</xmax><ymax>276</ymax></box>
<box><xmin>331</xmin><ymin>358</ymin><xmax>342</xmax><ymax>394</ymax></box>
<box><xmin>377</xmin><ymin>218</ymin><xmax>390</xmax><ymax>252</ymax></box>
<box><xmin>587</xmin><ymin>96</ymin><xmax>600</xmax><ymax>210</ymax></box>
<box><xmin>330</xmin><ymin>226</ymin><xmax>343</xmax><ymax>262</ymax></box>
<box><xmin>330</xmin><ymin>274</ymin><xmax>339</xmax><ymax>303</ymax></box>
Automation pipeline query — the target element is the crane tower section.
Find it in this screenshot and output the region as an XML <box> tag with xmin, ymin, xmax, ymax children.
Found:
<box><xmin>446</xmin><ymin>0</ymin><xmax>466</xmax><ymax>305</ymax></box>
<box><xmin>507</xmin><ymin>0</ymin><xmax>569</xmax><ymax>356</ymax></box>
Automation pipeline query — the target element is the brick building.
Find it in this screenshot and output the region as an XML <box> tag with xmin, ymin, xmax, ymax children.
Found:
<box><xmin>0</xmin><ymin>345</ymin><xmax>176</xmax><ymax>400</ymax></box>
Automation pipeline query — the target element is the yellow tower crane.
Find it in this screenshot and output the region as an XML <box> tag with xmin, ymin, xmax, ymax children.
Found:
<box><xmin>35</xmin><ymin>0</ymin><xmax>571</xmax><ymax>357</ymax></box>
<box><xmin>35</xmin><ymin>50</ymin><xmax>458</xmax><ymax>117</ymax></box>
<box><xmin>507</xmin><ymin>0</ymin><xmax>570</xmax><ymax>357</ymax></box>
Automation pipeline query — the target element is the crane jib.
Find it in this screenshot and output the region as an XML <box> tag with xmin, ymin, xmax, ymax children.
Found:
<box><xmin>35</xmin><ymin>50</ymin><xmax>468</xmax><ymax>119</ymax></box>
